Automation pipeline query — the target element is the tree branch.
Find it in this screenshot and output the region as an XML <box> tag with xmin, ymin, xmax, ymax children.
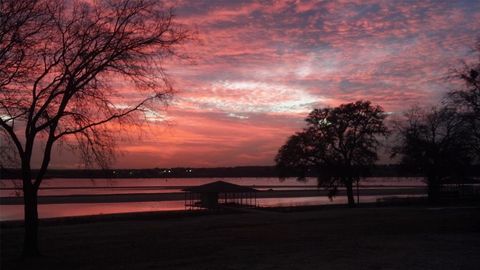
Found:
<box><xmin>54</xmin><ymin>94</ymin><xmax>161</xmax><ymax>140</ymax></box>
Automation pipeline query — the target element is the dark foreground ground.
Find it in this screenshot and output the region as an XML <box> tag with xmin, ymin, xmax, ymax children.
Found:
<box><xmin>1</xmin><ymin>205</ymin><xmax>480</xmax><ymax>270</ymax></box>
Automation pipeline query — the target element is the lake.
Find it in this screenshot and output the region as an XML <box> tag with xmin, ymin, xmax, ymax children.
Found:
<box><xmin>0</xmin><ymin>177</ymin><xmax>427</xmax><ymax>221</ymax></box>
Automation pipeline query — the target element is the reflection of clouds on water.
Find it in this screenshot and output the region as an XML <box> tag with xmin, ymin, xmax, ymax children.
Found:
<box><xmin>257</xmin><ymin>195</ymin><xmax>426</xmax><ymax>208</ymax></box>
<box><xmin>0</xmin><ymin>201</ymin><xmax>186</xmax><ymax>221</ymax></box>
<box><xmin>0</xmin><ymin>194</ymin><xmax>428</xmax><ymax>221</ymax></box>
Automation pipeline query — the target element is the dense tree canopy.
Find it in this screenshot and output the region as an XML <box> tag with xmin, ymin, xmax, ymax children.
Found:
<box><xmin>276</xmin><ymin>101</ymin><xmax>388</xmax><ymax>207</ymax></box>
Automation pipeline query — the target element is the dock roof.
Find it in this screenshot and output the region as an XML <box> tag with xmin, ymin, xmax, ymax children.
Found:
<box><xmin>183</xmin><ymin>181</ymin><xmax>257</xmax><ymax>193</ymax></box>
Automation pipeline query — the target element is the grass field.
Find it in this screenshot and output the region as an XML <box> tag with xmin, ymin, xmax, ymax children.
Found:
<box><xmin>1</xmin><ymin>205</ymin><xmax>480</xmax><ymax>270</ymax></box>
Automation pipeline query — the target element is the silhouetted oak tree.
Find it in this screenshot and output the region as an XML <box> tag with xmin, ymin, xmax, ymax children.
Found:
<box><xmin>392</xmin><ymin>106</ymin><xmax>475</xmax><ymax>202</ymax></box>
<box><xmin>0</xmin><ymin>0</ymin><xmax>190</xmax><ymax>256</ymax></box>
<box><xmin>276</xmin><ymin>101</ymin><xmax>388</xmax><ymax>207</ymax></box>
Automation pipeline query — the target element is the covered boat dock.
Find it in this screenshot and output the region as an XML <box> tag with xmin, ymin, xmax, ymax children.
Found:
<box><xmin>183</xmin><ymin>181</ymin><xmax>257</xmax><ymax>210</ymax></box>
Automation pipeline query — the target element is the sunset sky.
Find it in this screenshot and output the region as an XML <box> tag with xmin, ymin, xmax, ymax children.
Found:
<box><xmin>46</xmin><ymin>0</ymin><xmax>480</xmax><ymax>169</ymax></box>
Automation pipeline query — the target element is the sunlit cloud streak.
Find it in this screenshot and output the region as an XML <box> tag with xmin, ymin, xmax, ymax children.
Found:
<box><xmin>46</xmin><ymin>0</ymin><xmax>480</xmax><ymax>168</ymax></box>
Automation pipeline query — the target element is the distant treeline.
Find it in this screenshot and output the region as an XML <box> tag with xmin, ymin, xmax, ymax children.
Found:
<box><xmin>1</xmin><ymin>165</ymin><xmax>479</xmax><ymax>179</ymax></box>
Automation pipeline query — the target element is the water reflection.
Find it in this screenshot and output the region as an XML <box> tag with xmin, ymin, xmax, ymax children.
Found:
<box><xmin>257</xmin><ymin>194</ymin><xmax>425</xmax><ymax>207</ymax></box>
<box><xmin>0</xmin><ymin>201</ymin><xmax>186</xmax><ymax>221</ymax></box>
<box><xmin>0</xmin><ymin>194</ymin><xmax>426</xmax><ymax>221</ymax></box>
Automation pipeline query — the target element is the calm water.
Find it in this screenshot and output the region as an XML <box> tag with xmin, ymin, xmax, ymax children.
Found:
<box><xmin>0</xmin><ymin>177</ymin><xmax>426</xmax><ymax>221</ymax></box>
<box><xmin>0</xmin><ymin>177</ymin><xmax>425</xmax><ymax>197</ymax></box>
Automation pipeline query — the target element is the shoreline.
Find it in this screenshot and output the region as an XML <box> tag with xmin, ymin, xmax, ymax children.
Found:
<box><xmin>0</xmin><ymin>200</ymin><xmax>424</xmax><ymax>228</ymax></box>
<box><xmin>3</xmin><ymin>197</ymin><xmax>479</xmax><ymax>228</ymax></box>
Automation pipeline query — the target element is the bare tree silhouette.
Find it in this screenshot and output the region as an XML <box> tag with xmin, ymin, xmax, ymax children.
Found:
<box><xmin>276</xmin><ymin>101</ymin><xmax>388</xmax><ymax>207</ymax></box>
<box><xmin>447</xmin><ymin>41</ymin><xmax>480</xmax><ymax>159</ymax></box>
<box><xmin>392</xmin><ymin>106</ymin><xmax>475</xmax><ymax>202</ymax></box>
<box><xmin>0</xmin><ymin>0</ymin><xmax>190</xmax><ymax>256</ymax></box>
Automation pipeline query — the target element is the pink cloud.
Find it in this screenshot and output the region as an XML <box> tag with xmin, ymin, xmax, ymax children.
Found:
<box><xmin>39</xmin><ymin>0</ymin><xmax>480</xmax><ymax>168</ymax></box>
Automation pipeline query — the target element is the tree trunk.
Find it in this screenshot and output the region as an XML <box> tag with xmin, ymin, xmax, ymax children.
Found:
<box><xmin>345</xmin><ymin>180</ymin><xmax>356</xmax><ymax>207</ymax></box>
<box><xmin>23</xmin><ymin>185</ymin><xmax>40</xmax><ymax>256</ymax></box>
<box><xmin>427</xmin><ymin>178</ymin><xmax>440</xmax><ymax>204</ymax></box>
<box><xmin>356</xmin><ymin>178</ymin><xmax>360</xmax><ymax>206</ymax></box>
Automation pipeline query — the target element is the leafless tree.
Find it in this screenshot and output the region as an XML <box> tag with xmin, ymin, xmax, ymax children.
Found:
<box><xmin>392</xmin><ymin>106</ymin><xmax>475</xmax><ymax>202</ymax></box>
<box><xmin>447</xmin><ymin>41</ymin><xmax>480</xmax><ymax>159</ymax></box>
<box><xmin>0</xmin><ymin>0</ymin><xmax>190</xmax><ymax>256</ymax></box>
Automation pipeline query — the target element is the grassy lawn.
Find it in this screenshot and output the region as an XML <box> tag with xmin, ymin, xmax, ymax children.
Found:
<box><xmin>1</xmin><ymin>205</ymin><xmax>480</xmax><ymax>270</ymax></box>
